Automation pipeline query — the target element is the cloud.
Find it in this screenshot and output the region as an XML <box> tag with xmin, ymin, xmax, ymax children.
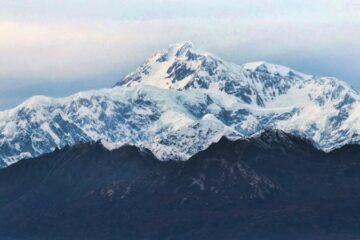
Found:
<box><xmin>0</xmin><ymin>21</ymin><xmax>157</xmax><ymax>79</ymax></box>
<box><xmin>0</xmin><ymin>17</ymin><xmax>359</xmax><ymax>81</ymax></box>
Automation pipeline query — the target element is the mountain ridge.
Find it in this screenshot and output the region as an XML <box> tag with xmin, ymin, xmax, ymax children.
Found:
<box><xmin>1</xmin><ymin>130</ymin><xmax>360</xmax><ymax>239</ymax></box>
<box><xmin>0</xmin><ymin>42</ymin><xmax>359</xmax><ymax>167</ymax></box>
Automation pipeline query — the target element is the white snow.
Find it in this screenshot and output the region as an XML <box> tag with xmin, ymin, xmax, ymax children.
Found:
<box><xmin>41</xmin><ymin>122</ymin><xmax>61</xmax><ymax>146</ymax></box>
<box><xmin>243</xmin><ymin>61</ymin><xmax>313</xmax><ymax>80</ymax></box>
<box><xmin>0</xmin><ymin>42</ymin><xmax>359</xmax><ymax>167</ymax></box>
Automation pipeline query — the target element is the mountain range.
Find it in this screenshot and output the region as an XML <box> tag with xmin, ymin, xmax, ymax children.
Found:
<box><xmin>1</xmin><ymin>42</ymin><xmax>360</xmax><ymax>167</ymax></box>
<box><xmin>1</xmin><ymin>130</ymin><xmax>360</xmax><ymax>240</ymax></box>
<box><xmin>1</xmin><ymin>42</ymin><xmax>360</xmax><ymax>239</ymax></box>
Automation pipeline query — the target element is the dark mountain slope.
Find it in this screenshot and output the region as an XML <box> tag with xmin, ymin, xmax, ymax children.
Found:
<box><xmin>1</xmin><ymin>130</ymin><xmax>360</xmax><ymax>240</ymax></box>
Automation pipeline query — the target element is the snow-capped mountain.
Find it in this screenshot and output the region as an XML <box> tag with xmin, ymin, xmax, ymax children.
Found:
<box><xmin>0</xmin><ymin>42</ymin><xmax>360</xmax><ymax>167</ymax></box>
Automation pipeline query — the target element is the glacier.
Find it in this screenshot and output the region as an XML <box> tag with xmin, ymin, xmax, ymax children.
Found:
<box><xmin>0</xmin><ymin>41</ymin><xmax>360</xmax><ymax>167</ymax></box>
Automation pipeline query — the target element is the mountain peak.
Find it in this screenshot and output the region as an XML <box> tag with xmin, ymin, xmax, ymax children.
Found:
<box><xmin>113</xmin><ymin>42</ymin><xmax>356</xmax><ymax>110</ymax></box>
<box><xmin>150</xmin><ymin>41</ymin><xmax>197</xmax><ymax>63</ymax></box>
<box><xmin>243</xmin><ymin>61</ymin><xmax>288</xmax><ymax>74</ymax></box>
<box><xmin>115</xmin><ymin>41</ymin><xmax>219</xmax><ymax>89</ymax></box>
<box><xmin>116</xmin><ymin>43</ymin><xmax>317</xmax><ymax>91</ymax></box>
<box><xmin>242</xmin><ymin>61</ymin><xmax>313</xmax><ymax>80</ymax></box>
<box><xmin>115</xmin><ymin>42</ymin><xmax>322</xmax><ymax>108</ymax></box>
<box><xmin>168</xmin><ymin>41</ymin><xmax>194</xmax><ymax>56</ymax></box>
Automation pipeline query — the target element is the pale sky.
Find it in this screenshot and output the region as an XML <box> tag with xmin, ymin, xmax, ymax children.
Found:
<box><xmin>0</xmin><ymin>0</ymin><xmax>359</xmax><ymax>109</ymax></box>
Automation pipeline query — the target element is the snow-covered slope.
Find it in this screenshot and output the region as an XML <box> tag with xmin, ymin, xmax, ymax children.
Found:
<box><xmin>0</xmin><ymin>42</ymin><xmax>360</xmax><ymax>167</ymax></box>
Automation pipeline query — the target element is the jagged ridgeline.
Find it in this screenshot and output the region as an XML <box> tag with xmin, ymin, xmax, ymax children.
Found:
<box><xmin>0</xmin><ymin>42</ymin><xmax>360</xmax><ymax>167</ymax></box>
<box><xmin>1</xmin><ymin>131</ymin><xmax>360</xmax><ymax>239</ymax></box>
